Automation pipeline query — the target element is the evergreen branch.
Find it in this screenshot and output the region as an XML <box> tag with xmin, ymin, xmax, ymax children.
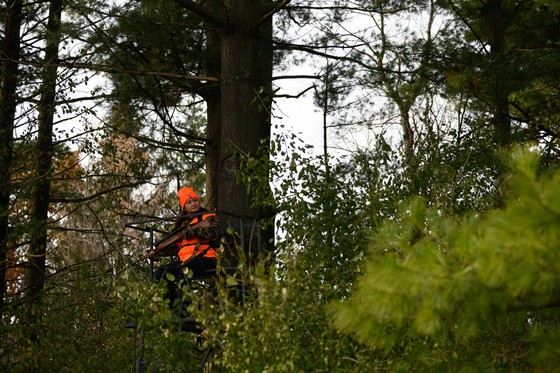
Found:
<box><xmin>172</xmin><ymin>0</ymin><xmax>225</xmax><ymax>28</ymax></box>
<box><xmin>274</xmin><ymin>41</ymin><xmax>418</xmax><ymax>75</ymax></box>
<box><xmin>285</xmin><ymin>5</ymin><xmax>410</xmax><ymax>14</ymax></box>
<box><xmin>0</xmin><ymin>57</ymin><xmax>219</xmax><ymax>82</ymax></box>
<box><xmin>103</xmin><ymin>122</ymin><xmax>206</xmax><ymax>152</ymax></box>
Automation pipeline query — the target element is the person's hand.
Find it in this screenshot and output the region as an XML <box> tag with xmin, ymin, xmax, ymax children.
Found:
<box><xmin>183</xmin><ymin>225</ymin><xmax>195</xmax><ymax>238</ymax></box>
<box><xmin>142</xmin><ymin>249</ymin><xmax>161</xmax><ymax>261</ymax></box>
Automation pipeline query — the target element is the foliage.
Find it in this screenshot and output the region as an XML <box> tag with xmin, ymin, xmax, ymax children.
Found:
<box><xmin>114</xmin><ymin>265</ymin><xmax>207</xmax><ymax>373</ymax></box>
<box><xmin>440</xmin><ymin>0</ymin><xmax>560</xmax><ymax>147</ymax></box>
<box><xmin>407</xmin><ymin>119</ymin><xmax>503</xmax><ymax>214</ymax></box>
<box><xmin>209</xmin><ymin>260</ymin><xmax>383</xmax><ymax>373</ymax></box>
<box><xmin>212</xmin><ymin>115</ymin><xmax>505</xmax><ymax>370</ymax></box>
<box><xmin>199</xmin><ymin>128</ymin><xmax>386</xmax><ymax>371</ymax></box>
<box><xmin>1</xmin><ymin>262</ymin><xmax>132</xmax><ymax>371</ymax></box>
<box><xmin>332</xmin><ymin>148</ymin><xmax>560</xmax><ymax>371</ymax></box>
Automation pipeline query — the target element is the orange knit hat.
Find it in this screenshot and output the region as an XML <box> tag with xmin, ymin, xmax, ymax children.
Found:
<box><xmin>177</xmin><ymin>187</ymin><xmax>199</xmax><ymax>208</ymax></box>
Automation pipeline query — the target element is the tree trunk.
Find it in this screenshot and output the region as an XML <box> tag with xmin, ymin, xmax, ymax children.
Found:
<box><xmin>487</xmin><ymin>0</ymin><xmax>511</xmax><ymax>146</ymax></box>
<box><xmin>0</xmin><ymin>0</ymin><xmax>23</xmax><ymax>318</ymax></box>
<box><xmin>217</xmin><ymin>0</ymin><xmax>274</xmax><ymax>258</ymax></box>
<box><xmin>202</xmin><ymin>6</ymin><xmax>222</xmax><ymax>211</ymax></box>
<box><xmin>205</xmin><ymin>92</ymin><xmax>222</xmax><ymax>210</ymax></box>
<box><xmin>400</xmin><ymin>108</ymin><xmax>415</xmax><ymax>170</ymax></box>
<box><xmin>25</xmin><ymin>0</ymin><xmax>63</xmax><ymax>320</ymax></box>
<box><xmin>173</xmin><ymin>0</ymin><xmax>275</xmax><ymax>261</ymax></box>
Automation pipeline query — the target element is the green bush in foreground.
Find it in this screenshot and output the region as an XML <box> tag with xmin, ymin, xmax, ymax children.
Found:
<box><xmin>333</xmin><ymin>148</ymin><xmax>560</xmax><ymax>371</ymax></box>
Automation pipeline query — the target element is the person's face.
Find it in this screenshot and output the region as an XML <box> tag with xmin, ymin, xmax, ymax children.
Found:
<box><xmin>183</xmin><ymin>197</ymin><xmax>200</xmax><ymax>213</ymax></box>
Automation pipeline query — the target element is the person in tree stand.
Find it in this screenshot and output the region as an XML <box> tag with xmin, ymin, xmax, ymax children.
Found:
<box><xmin>154</xmin><ymin>187</ymin><xmax>220</xmax><ymax>309</ymax></box>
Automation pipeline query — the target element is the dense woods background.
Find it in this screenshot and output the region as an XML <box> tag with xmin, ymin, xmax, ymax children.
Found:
<box><xmin>1</xmin><ymin>0</ymin><xmax>559</xmax><ymax>371</ymax></box>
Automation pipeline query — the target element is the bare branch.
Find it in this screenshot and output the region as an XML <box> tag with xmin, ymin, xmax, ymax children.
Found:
<box><xmin>50</xmin><ymin>179</ymin><xmax>151</xmax><ymax>204</ymax></box>
<box><xmin>257</xmin><ymin>0</ymin><xmax>291</xmax><ymax>28</ymax></box>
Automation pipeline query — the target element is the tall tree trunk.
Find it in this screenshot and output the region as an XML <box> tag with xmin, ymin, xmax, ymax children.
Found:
<box><xmin>0</xmin><ymin>0</ymin><xmax>23</xmax><ymax>319</ymax></box>
<box><xmin>25</xmin><ymin>0</ymin><xmax>63</xmax><ymax>321</ymax></box>
<box><xmin>205</xmin><ymin>92</ymin><xmax>222</xmax><ymax>209</ymax></box>
<box><xmin>487</xmin><ymin>0</ymin><xmax>511</xmax><ymax>146</ymax></box>
<box><xmin>202</xmin><ymin>5</ymin><xmax>222</xmax><ymax>211</ymax></box>
<box><xmin>217</xmin><ymin>0</ymin><xmax>274</xmax><ymax>257</ymax></box>
<box><xmin>173</xmin><ymin>0</ymin><xmax>276</xmax><ymax>261</ymax></box>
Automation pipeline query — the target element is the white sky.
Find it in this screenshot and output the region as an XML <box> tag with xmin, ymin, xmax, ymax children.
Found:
<box><xmin>273</xmin><ymin>71</ymin><xmax>325</xmax><ymax>155</ymax></box>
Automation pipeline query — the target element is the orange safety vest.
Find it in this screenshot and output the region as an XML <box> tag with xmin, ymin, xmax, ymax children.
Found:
<box><xmin>176</xmin><ymin>213</ymin><xmax>217</xmax><ymax>262</ymax></box>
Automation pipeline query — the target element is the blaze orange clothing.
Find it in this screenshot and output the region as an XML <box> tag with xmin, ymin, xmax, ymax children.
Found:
<box><xmin>177</xmin><ymin>213</ymin><xmax>217</xmax><ymax>262</ymax></box>
<box><xmin>177</xmin><ymin>187</ymin><xmax>199</xmax><ymax>209</ymax></box>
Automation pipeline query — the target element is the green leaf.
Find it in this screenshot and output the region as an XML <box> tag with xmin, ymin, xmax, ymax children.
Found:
<box><xmin>226</xmin><ymin>276</ymin><xmax>238</xmax><ymax>287</ymax></box>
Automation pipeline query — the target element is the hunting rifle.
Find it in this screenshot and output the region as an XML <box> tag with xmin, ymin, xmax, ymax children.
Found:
<box><xmin>142</xmin><ymin>217</ymin><xmax>213</xmax><ymax>260</ymax></box>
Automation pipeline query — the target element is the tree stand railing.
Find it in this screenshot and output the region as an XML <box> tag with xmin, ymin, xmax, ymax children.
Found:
<box><xmin>124</xmin><ymin>211</ymin><xmax>262</xmax><ymax>372</ymax></box>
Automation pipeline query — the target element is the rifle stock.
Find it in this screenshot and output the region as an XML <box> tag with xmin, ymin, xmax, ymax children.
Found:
<box><xmin>142</xmin><ymin>226</ymin><xmax>184</xmax><ymax>259</ymax></box>
<box><xmin>142</xmin><ymin>218</ymin><xmax>212</xmax><ymax>260</ymax></box>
